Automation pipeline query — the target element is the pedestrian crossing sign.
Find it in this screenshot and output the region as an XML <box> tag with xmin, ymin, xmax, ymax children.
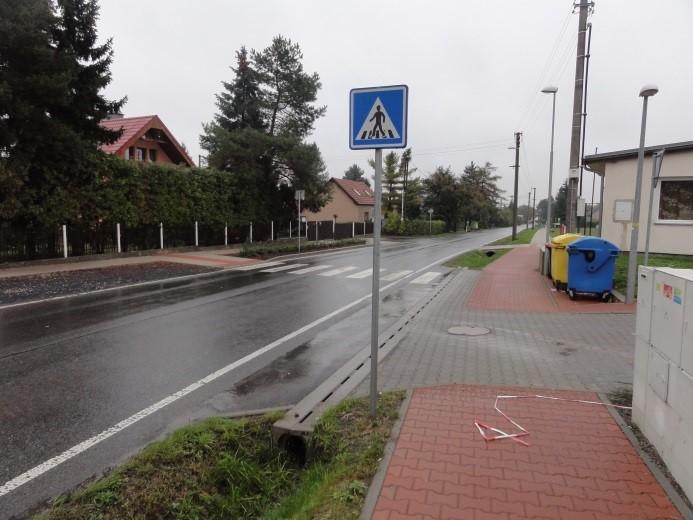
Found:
<box><xmin>350</xmin><ymin>85</ymin><xmax>408</xmax><ymax>149</ymax></box>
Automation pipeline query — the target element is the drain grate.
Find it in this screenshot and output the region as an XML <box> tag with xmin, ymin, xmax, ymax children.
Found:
<box><xmin>447</xmin><ymin>325</ymin><xmax>491</xmax><ymax>336</ymax></box>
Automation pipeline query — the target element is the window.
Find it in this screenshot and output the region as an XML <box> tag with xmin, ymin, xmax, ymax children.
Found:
<box><xmin>149</xmin><ymin>149</ymin><xmax>157</xmax><ymax>162</ymax></box>
<box><xmin>659</xmin><ymin>180</ymin><xmax>693</xmax><ymax>221</ymax></box>
<box><xmin>126</xmin><ymin>146</ymin><xmax>134</xmax><ymax>160</ymax></box>
<box><xmin>135</xmin><ymin>147</ymin><xmax>145</xmax><ymax>161</ymax></box>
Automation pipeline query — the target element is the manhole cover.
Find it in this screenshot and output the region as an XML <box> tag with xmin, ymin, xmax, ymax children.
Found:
<box><xmin>447</xmin><ymin>325</ymin><xmax>491</xmax><ymax>336</ymax></box>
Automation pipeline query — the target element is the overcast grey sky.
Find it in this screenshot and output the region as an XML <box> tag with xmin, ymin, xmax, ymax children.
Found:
<box><xmin>98</xmin><ymin>0</ymin><xmax>693</xmax><ymax>205</ymax></box>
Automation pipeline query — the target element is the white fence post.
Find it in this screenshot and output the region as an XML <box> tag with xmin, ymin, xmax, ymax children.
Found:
<box><xmin>316</xmin><ymin>221</ymin><xmax>318</xmax><ymax>241</ymax></box>
<box><xmin>271</xmin><ymin>220</ymin><xmax>274</xmax><ymax>241</ymax></box>
<box><xmin>62</xmin><ymin>224</ymin><xmax>68</xmax><ymax>258</ymax></box>
<box><xmin>194</xmin><ymin>221</ymin><xmax>199</xmax><ymax>247</ymax></box>
<box><xmin>352</xmin><ymin>221</ymin><xmax>355</xmax><ymax>238</ymax></box>
<box><xmin>116</xmin><ymin>223</ymin><xmax>122</xmax><ymax>253</ymax></box>
<box><xmin>159</xmin><ymin>222</ymin><xmax>164</xmax><ymax>249</ymax></box>
<box><xmin>250</xmin><ymin>222</ymin><xmax>253</xmax><ymax>243</ymax></box>
<box><xmin>289</xmin><ymin>222</ymin><xmax>292</xmax><ymax>239</ymax></box>
<box><xmin>332</xmin><ymin>218</ymin><xmax>336</xmax><ymax>238</ymax></box>
<box><xmin>224</xmin><ymin>223</ymin><xmax>228</xmax><ymax>246</ymax></box>
<box><xmin>363</xmin><ymin>218</ymin><xmax>366</xmax><ymax>236</ymax></box>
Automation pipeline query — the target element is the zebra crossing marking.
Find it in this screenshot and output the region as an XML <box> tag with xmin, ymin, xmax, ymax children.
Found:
<box><xmin>410</xmin><ymin>271</ymin><xmax>442</xmax><ymax>285</ymax></box>
<box><xmin>381</xmin><ymin>270</ymin><xmax>413</xmax><ymax>282</ymax></box>
<box><xmin>260</xmin><ymin>263</ymin><xmax>308</xmax><ymax>273</ymax></box>
<box><xmin>318</xmin><ymin>266</ymin><xmax>359</xmax><ymax>277</ymax></box>
<box><xmin>288</xmin><ymin>265</ymin><xmax>333</xmax><ymax>275</ymax></box>
<box><xmin>233</xmin><ymin>261</ymin><xmax>285</xmax><ymax>271</ymax></box>
<box><xmin>346</xmin><ymin>268</ymin><xmax>386</xmax><ymax>279</ymax></box>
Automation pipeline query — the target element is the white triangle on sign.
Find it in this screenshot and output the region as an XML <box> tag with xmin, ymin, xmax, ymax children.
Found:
<box><xmin>356</xmin><ymin>97</ymin><xmax>400</xmax><ymax>141</ymax></box>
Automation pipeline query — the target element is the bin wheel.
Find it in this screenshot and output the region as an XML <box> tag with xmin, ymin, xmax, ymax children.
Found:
<box><xmin>568</xmin><ymin>289</ymin><xmax>576</xmax><ymax>300</ymax></box>
<box><xmin>601</xmin><ymin>292</ymin><xmax>611</xmax><ymax>302</ymax></box>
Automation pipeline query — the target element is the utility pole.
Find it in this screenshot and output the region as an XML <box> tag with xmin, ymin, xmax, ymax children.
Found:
<box><xmin>511</xmin><ymin>132</ymin><xmax>521</xmax><ymax>240</ymax></box>
<box><xmin>566</xmin><ymin>1</ymin><xmax>593</xmax><ymax>233</ymax></box>
<box><xmin>532</xmin><ymin>187</ymin><xmax>537</xmax><ymax>230</ymax></box>
<box><xmin>526</xmin><ymin>191</ymin><xmax>531</xmax><ymax>230</ymax></box>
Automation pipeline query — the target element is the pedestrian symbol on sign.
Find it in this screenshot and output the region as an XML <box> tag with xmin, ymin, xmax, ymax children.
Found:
<box><xmin>357</xmin><ymin>98</ymin><xmax>399</xmax><ymax>141</ymax></box>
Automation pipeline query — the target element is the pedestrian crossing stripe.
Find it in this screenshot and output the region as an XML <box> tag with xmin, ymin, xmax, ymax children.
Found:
<box><xmin>233</xmin><ymin>261</ymin><xmax>284</xmax><ymax>271</ymax></box>
<box><xmin>318</xmin><ymin>266</ymin><xmax>359</xmax><ymax>277</ymax></box>
<box><xmin>355</xmin><ymin>98</ymin><xmax>400</xmax><ymax>141</ymax></box>
<box><xmin>260</xmin><ymin>263</ymin><xmax>308</xmax><ymax>273</ymax></box>
<box><xmin>346</xmin><ymin>268</ymin><xmax>386</xmax><ymax>279</ymax></box>
<box><xmin>381</xmin><ymin>270</ymin><xmax>413</xmax><ymax>281</ymax></box>
<box><xmin>410</xmin><ymin>271</ymin><xmax>442</xmax><ymax>284</ymax></box>
<box><xmin>289</xmin><ymin>264</ymin><xmax>333</xmax><ymax>274</ymax></box>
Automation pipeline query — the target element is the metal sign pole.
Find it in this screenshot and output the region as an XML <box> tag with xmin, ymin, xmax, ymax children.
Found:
<box><xmin>644</xmin><ymin>150</ymin><xmax>665</xmax><ymax>266</ymax></box>
<box><xmin>298</xmin><ymin>197</ymin><xmax>301</xmax><ymax>253</ymax></box>
<box><xmin>370</xmin><ymin>148</ymin><xmax>383</xmax><ymax>418</ymax></box>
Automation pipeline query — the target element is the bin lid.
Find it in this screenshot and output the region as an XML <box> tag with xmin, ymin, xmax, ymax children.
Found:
<box><xmin>550</xmin><ymin>233</ymin><xmax>582</xmax><ymax>249</ymax></box>
<box><xmin>566</xmin><ymin>236</ymin><xmax>620</xmax><ymax>253</ymax></box>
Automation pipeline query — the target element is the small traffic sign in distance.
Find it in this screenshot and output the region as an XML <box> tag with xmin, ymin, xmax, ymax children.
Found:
<box><xmin>350</xmin><ymin>85</ymin><xmax>408</xmax><ymax>149</ymax></box>
<box><xmin>295</xmin><ymin>189</ymin><xmax>305</xmax><ymax>201</ymax></box>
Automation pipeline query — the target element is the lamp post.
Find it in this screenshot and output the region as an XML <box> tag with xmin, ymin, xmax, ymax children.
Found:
<box><xmin>541</xmin><ymin>86</ymin><xmax>558</xmax><ymax>276</ymax></box>
<box><xmin>626</xmin><ymin>85</ymin><xmax>659</xmax><ymax>304</ymax></box>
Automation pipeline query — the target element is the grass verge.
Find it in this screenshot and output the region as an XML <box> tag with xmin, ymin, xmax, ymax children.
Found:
<box><xmin>614</xmin><ymin>252</ymin><xmax>693</xmax><ymax>294</ymax></box>
<box><xmin>37</xmin><ymin>392</ymin><xmax>405</xmax><ymax>520</ymax></box>
<box><xmin>490</xmin><ymin>227</ymin><xmax>538</xmax><ymax>246</ymax></box>
<box><xmin>239</xmin><ymin>238</ymin><xmax>366</xmax><ymax>258</ymax></box>
<box><xmin>444</xmin><ymin>248</ymin><xmax>510</xmax><ymax>270</ymax></box>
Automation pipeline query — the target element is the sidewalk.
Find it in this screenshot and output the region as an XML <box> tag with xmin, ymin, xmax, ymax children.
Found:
<box><xmin>357</xmin><ymin>243</ymin><xmax>685</xmax><ymax>518</ymax></box>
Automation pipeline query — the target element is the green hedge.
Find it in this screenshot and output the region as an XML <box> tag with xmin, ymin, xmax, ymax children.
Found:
<box><xmin>383</xmin><ymin>213</ymin><xmax>446</xmax><ymax>236</ymax></box>
<box><xmin>239</xmin><ymin>238</ymin><xmax>366</xmax><ymax>258</ymax></box>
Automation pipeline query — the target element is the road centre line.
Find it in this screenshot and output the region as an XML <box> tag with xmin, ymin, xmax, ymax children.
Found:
<box><xmin>0</xmin><ymin>244</ymin><xmax>477</xmax><ymax>497</ymax></box>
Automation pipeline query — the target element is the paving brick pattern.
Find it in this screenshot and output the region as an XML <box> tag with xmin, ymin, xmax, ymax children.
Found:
<box><xmin>466</xmin><ymin>246</ymin><xmax>635</xmax><ymax>314</ymax></box>
<box><xmin>372</xmin><ymin>384</ymin><xmax>682</xmax><ymax>520</ymax></box>
<box><xmin>356</xmin><ymin>269</ymin><xmax>636</xmax><ymax>395</ymax></box>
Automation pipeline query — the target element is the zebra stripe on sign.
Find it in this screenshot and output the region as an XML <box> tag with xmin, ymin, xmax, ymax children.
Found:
<box><xmin>410</xmin><ymin>272</ymin><xmax>442</xmax><ymax>285</ymax></box>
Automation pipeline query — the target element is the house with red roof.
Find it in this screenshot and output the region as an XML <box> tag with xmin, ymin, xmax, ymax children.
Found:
<box><xmin>304</xmin><ymin>178</ymin><xmax>376</xmax><ymax>223</ymax></box>
<box><xmin>99</xmin><ymin>114</ymin><xmax>195</xmax><ymax>167</ymax></box>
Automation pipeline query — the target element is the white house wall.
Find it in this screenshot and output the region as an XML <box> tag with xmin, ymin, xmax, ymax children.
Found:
<box><xmin>601</xmin><ymin>149</ymin><xmax>693</xmax><ymax>255</ymax></box>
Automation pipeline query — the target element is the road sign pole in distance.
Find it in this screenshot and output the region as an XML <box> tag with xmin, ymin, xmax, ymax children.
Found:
<box><xmin>350</xmin><ymin>85</ymin><xmax>408</xmax><ymax>418</ymax></box>
<box><xmin>295</xmin><ymin>190</ymin><xmax>305</xmax><ymax>253</ymax></box>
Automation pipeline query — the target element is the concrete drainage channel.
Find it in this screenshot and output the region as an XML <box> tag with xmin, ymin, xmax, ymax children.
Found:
<box><xmin>272</xmin><ymin>271</ymin><xmax>456</xmax><ymax>459</ymax></box>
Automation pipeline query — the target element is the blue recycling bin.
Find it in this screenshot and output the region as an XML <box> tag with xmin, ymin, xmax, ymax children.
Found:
<box><xmin>566</xmin><ymin>237</ymin><xmax>620</xmax><ymax>301</ymax></box>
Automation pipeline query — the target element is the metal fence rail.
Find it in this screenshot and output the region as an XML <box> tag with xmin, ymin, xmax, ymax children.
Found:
<box><xmin>0</xmin><ymin>219</ymin><xmax>373</xmax><ymax>263</ymax></box>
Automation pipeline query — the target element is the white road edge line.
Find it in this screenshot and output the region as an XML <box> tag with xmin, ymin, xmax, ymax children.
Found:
<box><xmin>0</xmin><ymin>245</ymin><xmax>471</xmax><ymax>497</ymax></box>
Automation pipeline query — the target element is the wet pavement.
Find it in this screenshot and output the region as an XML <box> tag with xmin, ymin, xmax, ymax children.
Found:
<box><xmin>0</xmin><ymin>262</ymin><xmax>220</xmax><ymax>305</ymax></box>
<box><xmin>0</xmin><ymin>228</ymin><xmax>509</xmax><ymax>519</ymax></box>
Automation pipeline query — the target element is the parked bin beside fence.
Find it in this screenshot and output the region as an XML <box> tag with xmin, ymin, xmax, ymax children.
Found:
<box><xmin>550</xmin><ymin>233</ymin><xmax>582</xmax><ymax>289</ymax></box>
<box><xmin>566</xmin><ymin>237</ymin><xmax>620</xmax><ymax>301</ymax></box>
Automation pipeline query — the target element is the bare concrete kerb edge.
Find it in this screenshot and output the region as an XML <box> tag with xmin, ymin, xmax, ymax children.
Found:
<box><xmin>359</xmin><ymin>389</ymin><xmax>413</xmax><ymax>520</ymax></box>
<box><xmin>272</xmin><ymin>271</ymin><xmax>456</xmax><ymax>456</ymax></box>
<box><xmin>599</xmin><ymin>393</ymin><xmax>693</xmax><ymax>520</ymax></box>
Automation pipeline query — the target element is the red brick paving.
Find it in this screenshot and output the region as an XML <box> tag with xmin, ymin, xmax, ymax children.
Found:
<box><xmin>465</xmin><ymin>246</ymin><xmax>635</xmax><ymax>314</ymax></box>
<box><xmin>372</xmin><ymin>384</ymin><xmax>681</xmax><ymax>519</ymax></box>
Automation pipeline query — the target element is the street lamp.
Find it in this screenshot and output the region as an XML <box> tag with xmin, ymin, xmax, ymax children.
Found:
<box><xmin>626</xmin><ymin>85</ymin><xmax>659</xmax><ymax>304</ymax></box>
<box><xmin>541</xmin><ymin>86</ymin><xmax>558</xmax><ymax>276</ymax></box>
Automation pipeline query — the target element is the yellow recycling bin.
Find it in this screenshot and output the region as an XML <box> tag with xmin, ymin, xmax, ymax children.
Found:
<box><xmin>550</xmin><ymin>233</ymin><xmax>582</xmax><ymax>290</ymax></box>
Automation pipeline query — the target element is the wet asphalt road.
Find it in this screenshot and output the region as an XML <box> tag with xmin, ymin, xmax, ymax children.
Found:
<box><xmin>0</xmin><ymin>228</ymin><xmax>510</xmax><ymax>518</ymax></box>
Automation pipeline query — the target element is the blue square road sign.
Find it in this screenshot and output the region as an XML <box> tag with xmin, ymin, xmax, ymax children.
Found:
<box><xmin>349</xmin><ymin>85</ymin><xmax>408</xmax><ymax>149</ymax></box>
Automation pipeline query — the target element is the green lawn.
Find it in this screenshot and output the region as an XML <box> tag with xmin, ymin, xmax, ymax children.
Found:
<box><xmin>614</xmin><ymin>253</ymin><xmax>693</xmax><ymax>294</ymax></box>
<box><xmin>37</xmin><ymin>392</ymin><xmax>404</xmax><ymax>520</ymax></box>
<box><xmin>490</xmin><ymin>227</ymin><xmax>538</xmax><ymax>246</ymax></box>
<box><xmin>445</xmin><ymin>248</ymin><xmax>511</xmax><ymax>270</ymax></box>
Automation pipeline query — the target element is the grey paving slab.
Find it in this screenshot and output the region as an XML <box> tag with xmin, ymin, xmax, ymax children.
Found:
<box><xmin>355</xmin><ymin>268</ymin><xmax>635</xmax><ymax>396</ymax></box>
